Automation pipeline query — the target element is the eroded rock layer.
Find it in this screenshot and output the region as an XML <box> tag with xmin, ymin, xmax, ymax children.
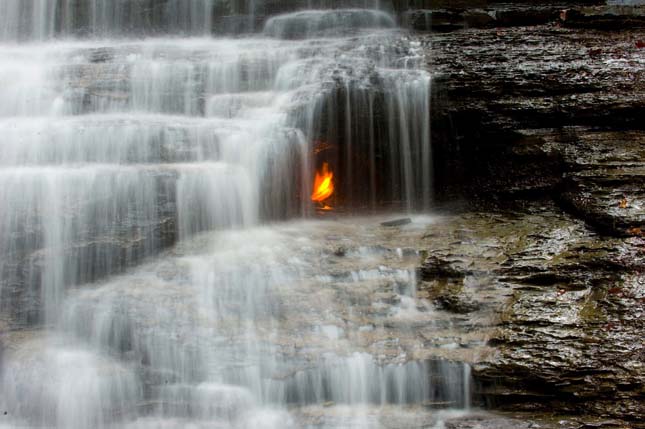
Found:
<box><xmin>423</xmin><ymin>2</ymin><xmax>644</xmax><ymax>425</ymax></box>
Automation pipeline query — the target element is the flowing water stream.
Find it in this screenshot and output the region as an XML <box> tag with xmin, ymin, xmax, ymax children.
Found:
<box><xmin>0</xmin><ymin>1</ymin><xmax>467</xmax><ymax>428</ymax></box>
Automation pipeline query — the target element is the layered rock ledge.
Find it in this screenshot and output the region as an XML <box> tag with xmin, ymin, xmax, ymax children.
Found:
<box><xmin>428</xmin><ymin>5</ymin><xmax>644</xmax><ymax>237</ymax></box>
<box><xmin>421</xmin><ymin>1</ymin><xmax>644</xmax><ymax>425</ymax></box>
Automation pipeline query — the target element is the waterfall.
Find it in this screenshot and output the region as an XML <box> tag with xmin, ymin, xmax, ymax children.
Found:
<box><xmin>0</xmin><ymin>1</ymin><xmax>397</xmax><ymax>40</ymax></box>
<box><xmin>0</xmin><ymin>2</ymin><xmax>465</xmax><ymax>428</ymax></box>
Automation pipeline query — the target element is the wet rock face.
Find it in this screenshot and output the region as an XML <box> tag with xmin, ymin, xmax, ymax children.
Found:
<box><xmin>560</xmin><ymin>4</ymin><xmax>645</xmax><ymax>29</ymax></box>
<box><xmin>419</xmin><ymin>256</ymin><xmax>466</xmax><ymax>280</ymax></box>
<box><xmin>421</xmin><ymin>8</ymin><xmax>644</xmax><ymax>421</ymax></box>
<box><xmin>418</xmin><ymin>256</ymin><xmax>481</xmax><ymax>313</ymax></box>
<box><xmin>0</xmin><ymin>171</ymin><xmax>178</xmax><ymax>325</ymax></box>
<box><xmin>443</xmin><ymin>414</ymin><xmax>544</xmax><ymax>429</ymax></box>
<box><xmin>399</xmin><ymin>2</ymin><xmax>633</xmax><ymax>33</ymax></box>
<box><xmin>418</xmin><ymin>201</ymin><xmax>645</xmax><ymax>425</ymax></box>
<box><xmin>426</xmin><ymin>11</ymin><xmax>645</xmax><ymax>238</ymax></box>
<box><xmin>480</xmin><ymin>241</ymin><xmax>645</xmax><ymax>420</ymax></box>
<box><xmin>555</xmin><ymin>129</ymin><xmax>645</xmax><ymax>236</ymax></box>
<box><xmin>263</xmin><ymin>9</ymin><xmax>396</xmax><ymax>39</ymax></box>
<box><xmin>402</xmin><ymin>9</ymin><xmax>471</xmax><ymax>32</ymax></box>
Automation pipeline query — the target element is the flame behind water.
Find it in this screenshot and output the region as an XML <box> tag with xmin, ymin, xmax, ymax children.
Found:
<box><xmin>311</xmin><ymin>162</ymin><xmax>334</xmax><ymax>208</ymax></box>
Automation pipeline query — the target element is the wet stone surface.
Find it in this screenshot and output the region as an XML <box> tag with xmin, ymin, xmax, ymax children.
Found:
<box><xmin>1</xmin><ymin>204</ymin><xmax>641</xmax><ymax>427</ymax></box>
<box><xmin>1</xmin><ymin>2</ymin><xmax>643</xmax><ymax>427</ymax></box>
<box><xmin>418</xmin><ymin>200</ymin><xmax>644</xmax><ymax>426</ymax></box>
<box><xmin>422</xmin><ymin>12</ymin><xmax>644</xmax><ymax>424</ymax></box>
<box><xmin>427</xmin><ymin>22</ymin><xmax>645</xmax><ymax>239</ymax></box>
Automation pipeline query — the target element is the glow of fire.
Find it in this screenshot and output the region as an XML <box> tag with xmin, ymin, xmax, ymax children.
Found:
<box><xmin>311</xmin><ymin>162</ymin><xmax>334</xmax><ymax>206</ymax></box>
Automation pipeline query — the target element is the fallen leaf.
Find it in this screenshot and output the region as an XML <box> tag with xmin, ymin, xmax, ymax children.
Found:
<box><xmin>636</xmin><ymin>40</ymin><xmax>645</xmax><ymax>49</ymax></box>
<box><xmin>619</xmin><ymin>198</ymin><xmax>628</xmax><ymax>209</ymax></box>
<box><xmin>628</xmin><ymin>227</ymin><xmax>643</xmax><ymax>236</ymax></box>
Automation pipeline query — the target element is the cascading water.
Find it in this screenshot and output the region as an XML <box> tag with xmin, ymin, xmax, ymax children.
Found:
<box><xmin>0</xmin><ymin>1</ymin><xmax>468</xmax><ymax>428</ymax></box>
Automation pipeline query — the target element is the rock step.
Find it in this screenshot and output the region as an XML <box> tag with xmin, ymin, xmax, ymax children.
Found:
<box><xmin>402</xmin><ymin>3</ymin><xmax>645</xmax><ymax>31</ymax></box>
<box><xmin>0</xmin><ymin>114</ymin><xmax>299</xmax><ymax>166</ymax></box>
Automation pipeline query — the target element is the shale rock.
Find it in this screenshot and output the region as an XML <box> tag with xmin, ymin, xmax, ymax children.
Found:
<box><xmin>427</xmin><ymin>16</ymin><xmax>645</xmax><ymax>240</ymax></box>
<box><xmin>560</xmin><ymin>5</ymin><xmax>645</xmax><ymax>29</ymax></box>
<box><xmin>426</xmin><ymin>15</ymin><xmax>645</xmax><ymax>412</ymax></box>
<box><xmin>418</xmin><ymin>202</ymin><xmax>645</xmax><ymax>424</ymax></box>
<box><xmin>419</xmin><ymin>256</ymin><xmax>466</xmax><ymax>280</ymax></box>
<box><xmin>401</xmin><ymin>10</ymin><xmax>467</xmax><ymax>32</ymax></box>
<box><xmin>433</xmin><ymin>294</ymin><xmax>481</xmax><ymax>314</ymax></box>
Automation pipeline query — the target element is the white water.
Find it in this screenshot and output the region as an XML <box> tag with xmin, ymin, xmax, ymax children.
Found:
<box><xmin>0</xmin><ymin>0</ymin><xmax>234</xmax><ymax>39</ymax></box>
<box><xmin>0</xmin><ymin>3</ymin><xmax>464</xmax><ymax>428</ymax></box>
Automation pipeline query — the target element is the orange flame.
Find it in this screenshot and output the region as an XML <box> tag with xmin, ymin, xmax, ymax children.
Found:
<box><xmin>311</xmin><ymin>162</ymin><xmax>334</xmax><ymax>206</ymax></box>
